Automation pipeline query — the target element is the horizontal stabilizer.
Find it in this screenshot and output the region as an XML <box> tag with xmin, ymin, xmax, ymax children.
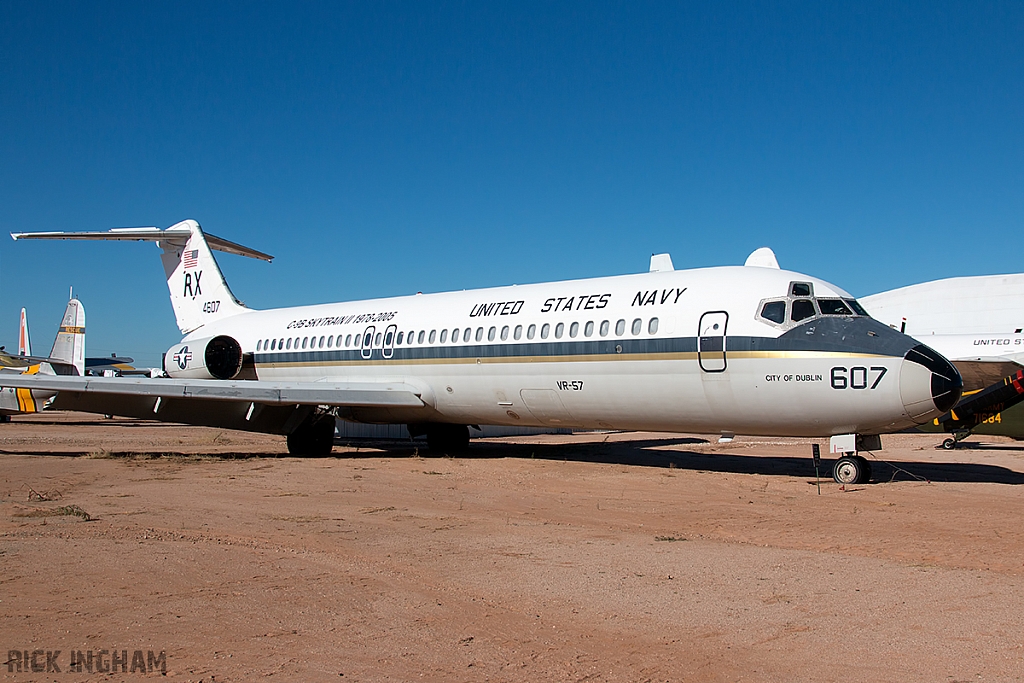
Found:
<box><xmin>11</xmin><ymin>226</ymin><xmax>274</xmax><ymax>262</ymax></box>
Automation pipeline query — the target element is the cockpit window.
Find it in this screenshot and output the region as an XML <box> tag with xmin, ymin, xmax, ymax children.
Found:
<box><xmin>760</xmin><ymin>301</ymin><xmax>786</xmax><ymax>324</ymax></box>
<box><xmin>791</xmin><ymin>282</ymin><xmax>812</xmax><ymax>297</ymax></box>
<box><xmin>817</xmin><ymin>298</ymin><xmax>853</xmax><ymax>316</ymax></box>
<box><xmin>791</xmin><ymin>299</ymin><xmax>816</xmax><ymax>322</ymax></box>
<box><xmin>845</xmin><ymin>299</ymin><xmax>869</xmax><ymax>316</ymax></box>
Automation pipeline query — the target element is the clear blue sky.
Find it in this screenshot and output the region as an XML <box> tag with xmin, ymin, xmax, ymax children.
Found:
<box><xmin>2</xmin><ymin>1</ymin><xmax>1022</xmax><ymax>366</ymax></box>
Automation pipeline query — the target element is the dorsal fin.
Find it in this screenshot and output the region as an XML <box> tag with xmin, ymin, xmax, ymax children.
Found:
<box><xmin>744</xmin><ymin>247</ymin><xmax>780</xmax><ymax>269</ymax></box>
<box><xmin>649</xmin><ymin>253</ymin><xmax>674</xmax><ymax>272</ymax></box>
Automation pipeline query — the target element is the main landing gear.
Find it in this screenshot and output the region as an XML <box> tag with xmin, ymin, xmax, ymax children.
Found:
<box><xmin>426</xmin><ymin>424</ymin><xmax>470</xmax><ymax>454</ymax></box>
<box><xmin>828</xmin><ymin>434</ymin><xmax>880</xmax><ymax>485</ymax></box>
<box><xmin>408</xmin><ymin>423</ymin><xmax>471</xmax><ymax>454</ymax></box>
<box><xmin>286</xmin><ymin>411</ymin><xmax>336</xmax><ymax>456</ymax></box>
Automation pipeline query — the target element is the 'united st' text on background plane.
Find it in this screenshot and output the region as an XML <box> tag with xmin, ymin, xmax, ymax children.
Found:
<box><xmin>8</xmin><ymin>220</ymin><xmax>962</xmax><ymax>484</ymax></box>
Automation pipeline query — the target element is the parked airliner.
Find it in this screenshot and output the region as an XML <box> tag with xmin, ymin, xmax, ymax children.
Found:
<box><xmin>9</xmin><ymin>220</ymin><xmax>961</xmax><ymax>484</ymax></box>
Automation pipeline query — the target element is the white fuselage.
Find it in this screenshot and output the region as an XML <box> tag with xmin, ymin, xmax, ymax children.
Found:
<box><xmin>173</xmin><ymin>265</ymin><xmax>954</xmax><ymax>438</ymax></box>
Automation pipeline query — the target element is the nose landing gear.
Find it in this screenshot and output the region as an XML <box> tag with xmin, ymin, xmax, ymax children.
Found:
<box><xmin>832</xmin><ymin>454</ymin><xmax>872</xmax><ymax>485</ymax></box>
<box><xmin>941</xmin><ymin>429</ymin><xmax>972</xmax><ymax>450</ymax></box>
<box><xmin>828</xmin><ymin>434</ymin><xmax>879</xmax><ymax>485</ymax></box>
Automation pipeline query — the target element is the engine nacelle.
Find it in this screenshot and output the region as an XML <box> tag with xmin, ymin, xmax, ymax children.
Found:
<box><xmin>164</xmin><ymin>335</ymin><xmax>243</xmax><ymax>380</ymax></box>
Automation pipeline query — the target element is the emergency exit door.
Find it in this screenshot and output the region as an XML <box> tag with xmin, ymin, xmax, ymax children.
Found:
<box><xmin>698</xmin><ymin>311</ymin><xmax>728</xmax><ymax>372</ymax></box>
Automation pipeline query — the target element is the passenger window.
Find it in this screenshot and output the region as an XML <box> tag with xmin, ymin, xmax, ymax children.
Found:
<box><xmin>527</xmin><ymin>324</ymin><xmax>536</xmax><ymax>339</ymax></box>
<box><xmin>475</xmin><ymin>327</ymin><xmax>484</xmax><ymax>342</ymax></box>
<box><xmin>286</xmin><ymin>338</ymin><xmax>292</xmax><ymax>350</ymax></box>
<box><xmin>585</xmin><ymin>321</ymin><xmax>594</xmax><ymax>337</ymax></box>
<box><xmin>600</xmin><ymin>320</ymin><xmax>609</xmax><ymax>337</ymax></box>
<box><xmin>569</xmin><ymin>322</ymin><xmax>579</xmax><ymax>338</ymax></box>
<box><xmin>304</xmin><ymin>337</ymin><xmax>310</xmax><ymax>349</ymax></box>
<box><xmin>397</xmin><ymin>332</ymin><xmax>404</xmax><ymax>345</ymax></box>
<box><xmin>760</xmin><ymin>301</ymin><xmax>786</xmax><ymax>324</ymax></box>
<box><xmin>817</xmin><ymin>299</ymin><xmax>852</xmax><ymax>316</ymax></box>
<box><xmin>488</xmin><ymin>327</ymin><xmax>496</xmax><ymax>341</ymax></box>
<box><xmin>791</xmin><ymin>299</ymin><xmax>816</xmax><ymax>322</ymax></box>
<box><xmin>555</xmin><ymin>323</ymin><xmax>564</xmax><ymax>339</ymax></box>
<box><xmin>440</xmin><ymin>329</ymin><xmax>447</xmax><ymax>344</ymax></box>
<box><xmin>845</xmin><ymin>299</ymin><xmax>869</xmax><ymax>316</ymax></box>
<box><xmin>270</xmin><ymin>339</ymin><xmax>276</xmax><ymax>350</ymax></box>
<box><xmin>452</xmin><ymin>328</ymin><xmax>460</xmax><ymax>343</ymax></box>
<box><xmin>465</xmin><ymin>328</ymin><xmax>472</xmax><ymax>342</ymax></box>
<box><xmin>417</xmin><ymin>331</ymin><xmax>425</xmax><ymax>344</ymax></box>
<box><xmin>648</xmin><ymin>318</ymin><xmax>659</xmax><ymax>334</ymax></box>
<box><xmin>616</xmin><ymin>319</ymin><xmax>626</xmax><ymax>336</ymax></box>
<box><xmin>631</xmin><ymin>318</ymin><xmax>642</xmax><ymax>335</ymax></box>
<box><xmin>345</xmin><ymin>334</ymin><xmax>352</xmax><ymax>347</ymax></box>
<box><xmin>540</xmin><ymin>323</ymin><xmax>550</xmax><ymax>339</ymax></box>
<box><xmin>791</xmin><ymin>282</ymin><xmax>812</xmax><ymax>297</ymax></box>
<box><xmin>319</xmin><ymin>336</ymin><xmax>325</xmax><ymax>348</ymax></box>
<box><xmin>384</xmin><ymin>331</ymin><xmax>394</xmax><ymax>346</ymax></box>
<box><xmin>500</xmin><ymin>325</ymin><xmax>509</xmax><ymax>341</ymax></box>
<box><xmin>428</xmin><ymin>330</ymin><xmax>436</xmax><ymax>344</ymax></box>
<box><xmin>257</xmin><ymin>340</ymin><xmax>262</xmax><ymax>351</ymax></box>
<box><xmin>514</xmin><ymin>325</ymin><xmax>523</xmax><ymax>340</ymax></box>
<box><xmin>327</xmin><ymin>336</ymin><xmax>333</xmax><ymax>348</ymax></box>
<box><xmin>374</xmin><ymin>333</ymin><xmax>382</xmax><ymax>346</ymax></box>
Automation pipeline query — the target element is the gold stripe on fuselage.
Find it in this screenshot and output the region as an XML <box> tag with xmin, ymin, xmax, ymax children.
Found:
<box><xmin>257</xmin><ymin>349</ymin><xmax>891</xmax><ymax>371</ymax></box>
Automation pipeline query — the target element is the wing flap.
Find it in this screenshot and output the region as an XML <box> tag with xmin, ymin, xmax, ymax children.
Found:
<box><xmin>0</xmin><ymin>375</ymin><xmax>426</xmax><ymax>408</ymax></box>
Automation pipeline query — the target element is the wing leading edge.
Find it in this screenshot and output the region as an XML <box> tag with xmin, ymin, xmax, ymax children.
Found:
<box><xmin>0</xmin><ymin>374</ymin><xmax>426</xmax><ymax>407</ymax></box>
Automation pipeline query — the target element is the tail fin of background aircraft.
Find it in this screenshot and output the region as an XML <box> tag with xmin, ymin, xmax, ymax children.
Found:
<box><xmin>11</xmin><ymin>220</ymin><xmax>273</xmax><ymax>335</ymax></box>
<box><xmin>18</xmin><ymin>308</ymin><xmax>30</xmax><ymax>355</ymax></box>
<box><xmin>49</xmin><ymin>298</ymin><xmax>86</xmax><ymax>376</ymax></box>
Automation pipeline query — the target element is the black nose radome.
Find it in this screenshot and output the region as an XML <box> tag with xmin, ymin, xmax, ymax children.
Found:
<box><xmin>905</xmin><ymin>344</ymin><xmax>963</xmax><ymax>413</ymax></box>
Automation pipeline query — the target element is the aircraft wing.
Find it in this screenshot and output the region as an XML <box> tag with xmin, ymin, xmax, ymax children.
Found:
<box><xmin>951</xmin><ymin>357</ymin><xmax>1024</xmax><ymax>393</ymax></box>
<box><xmin>0</xmin><ymin>374</ymin><xmax>430</xmax><ymax>437</ymax></box>
<box><xmin>0</xmin><ymin>374</ymin><xmax>426</xmax><ymax>407</ymax></box>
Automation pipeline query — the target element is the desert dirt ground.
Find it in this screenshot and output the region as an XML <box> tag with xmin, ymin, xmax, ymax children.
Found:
<box><xmin>2</xmin><ymin>412</ymin><xmax>1024</xmax><ymax>682</ymax></box>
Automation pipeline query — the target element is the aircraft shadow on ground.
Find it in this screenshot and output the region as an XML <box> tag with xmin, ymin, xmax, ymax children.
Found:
<box><xmin>9</xmin><ymin>434</ymin><xmax>1024</xmax><ymax>484</ymax></box>
<box><xmin>332</xmin><ymin>437</ymin><xmax>1024</xmax><ymax>485</ymax></box>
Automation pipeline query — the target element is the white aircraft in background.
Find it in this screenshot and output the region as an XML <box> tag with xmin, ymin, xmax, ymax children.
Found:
<box><xmin>7</xmin><ymin>220</ymin><xmax>961</xmax><ymax>484</ymax></box>
<box><xmin>863</xmin><ymin>276</ymin><xmax>1024</xmax><ymax>448</ymax></box>
<box><xmin>0</xmin><ymin>296</ymin><xmax>86</xmax><ymax>418</ymax></box>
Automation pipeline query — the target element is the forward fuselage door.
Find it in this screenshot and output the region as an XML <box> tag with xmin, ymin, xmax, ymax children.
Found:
<box><xmin>698</xmin><ymin>311</ymin><xmax>729</xmax><ymax>372</ymax></box>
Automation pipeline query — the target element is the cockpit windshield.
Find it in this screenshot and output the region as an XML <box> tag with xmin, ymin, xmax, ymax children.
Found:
<box><xmin>757</xmin><ymin>295</ymin><xmax>871</xmax><ymax>328</ymax></box>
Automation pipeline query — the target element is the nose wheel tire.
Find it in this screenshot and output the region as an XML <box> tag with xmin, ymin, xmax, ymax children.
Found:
<box><xmin>942</xmin><ymin>438</ymin><xmax>957</xmax><ymax>450</ymax></box>
<box><xmin>833</xmin><ymin>455</ymin><xmax>872</xmax><ymax>485</ymax></box>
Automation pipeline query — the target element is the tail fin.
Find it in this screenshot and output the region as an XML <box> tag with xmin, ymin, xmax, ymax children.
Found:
<box><xmin>158</xmin><ymin>219</ymin><xmax>256</xmax><ymax>333</ymax></box>
<box><xmin>18</xmin><ymin>308</ymin><xmax>30</xmax><ymax>356</ymax></box>
<box><xmin>11</xmin><ymin>219</ymin><xmax>273</xmax><ymax>335</ymax></box>
<box><xmin>50</xmin><ymin>298</ymin><xmax>86</xmax><ymax>376</ymax></box>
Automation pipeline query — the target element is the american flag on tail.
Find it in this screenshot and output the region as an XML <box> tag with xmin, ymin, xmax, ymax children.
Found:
<box><xmin>182</xmin><ymin>249</ymin><xmax>199</xmax><ymax>269</ymax></box>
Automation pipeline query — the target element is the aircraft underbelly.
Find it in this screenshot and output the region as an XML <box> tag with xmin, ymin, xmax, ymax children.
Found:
<box><xmin>254</xmin><ymin>354</ymin><xmax>910</xmax><ymax>436</ymax></box>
